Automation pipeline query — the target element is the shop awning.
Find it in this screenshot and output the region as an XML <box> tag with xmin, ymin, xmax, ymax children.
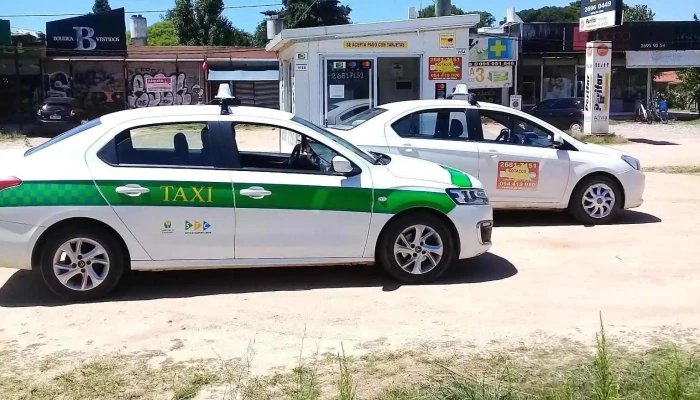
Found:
<box><xmin>208</xmin><ymin>69</ymin><xmax>279</xmax><ymax>81</ymax></box>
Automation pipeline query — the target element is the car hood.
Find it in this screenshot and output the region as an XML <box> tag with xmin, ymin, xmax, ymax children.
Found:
<box><xmin>382</xmin><ymin>153</ymin><xmax>482</xmax><ymax>188</ymax></box>
<box><xmin>569</xmin><ymin>137</ymin><xmax>629</xmax><ymax>156</ymax></box>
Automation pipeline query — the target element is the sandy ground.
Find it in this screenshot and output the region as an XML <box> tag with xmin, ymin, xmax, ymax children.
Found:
<box><xmin>1</xmin><ymin>122</ymin><xmax>700</xmax><ymax>374</ymax></box>
<box><xmin>608</xmin><ymin>121</ymin><xmax>700</xmax><ymax>167</ymax></box>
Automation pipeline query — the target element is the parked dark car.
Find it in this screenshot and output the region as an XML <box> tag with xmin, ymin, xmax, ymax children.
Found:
<box><xmin>36</xmin><ymin>97</ymin><xmax>86</xmax><ymax>136</ymax></box>
<box><xmin>525</xmin><ymin>97</ymin><xmax>584</xmax><ymax>132</ymax></box>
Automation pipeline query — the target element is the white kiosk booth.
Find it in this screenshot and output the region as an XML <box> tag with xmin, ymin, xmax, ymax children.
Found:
<box><xmin>266</xmin><ymin>15</ymin><xmax>480</xmax><ymax>133</ymax></box>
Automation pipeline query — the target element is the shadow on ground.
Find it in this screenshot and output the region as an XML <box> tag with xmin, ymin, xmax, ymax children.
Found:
<box><xmin>494</xmin><ymin>209</ymin><xmax>661</xmax><ymax>227</ymax></box>
<box><xmin>628</xmin><ymin>138</ymin><xmax>679</xmax><ymax>146</ymax></box>
<box><xmin>0</xmin><ymin>253</ymin><xmax>516</xmax><ymax>307</ymax></box>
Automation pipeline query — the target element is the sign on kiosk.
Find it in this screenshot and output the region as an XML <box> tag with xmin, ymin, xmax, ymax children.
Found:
<box><xmin>583</xmin><ymin>42</ymin><xmax>612</xmax><ymax>134</ymax></box>
<box><xmin>579</xmin><ymin>0</ymin><xmax>623</xmax><ymax>32</ymax></box>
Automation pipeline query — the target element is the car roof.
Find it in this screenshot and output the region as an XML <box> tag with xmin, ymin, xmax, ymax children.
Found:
<box><xmin>377</xmin><ymin>99</ymin><xmax>523</xmax><ymax>114</ymax></box>
<box><xmin>99</xmin><ymin>105</ymin><xmax>295</xmax><ymax>125</ymax></box>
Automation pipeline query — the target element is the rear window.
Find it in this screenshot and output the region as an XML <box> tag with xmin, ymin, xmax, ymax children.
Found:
<box><xmin>24</xmin><ymin>119</ymin><xmax>102</xmax><ymax>156</ymax></box>
<box><xmin>331</xmin><ymin>107</ymin><xmax>387</xmax><ymax>131</ymax></box>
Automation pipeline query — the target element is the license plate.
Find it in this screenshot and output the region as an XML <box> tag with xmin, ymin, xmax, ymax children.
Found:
<box><xmin>49</xmin><ymin>115</ymin><xmax>62</xmax><ymax>120</ymax></box>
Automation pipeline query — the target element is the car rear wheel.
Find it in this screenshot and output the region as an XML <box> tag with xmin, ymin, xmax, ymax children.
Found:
<box><xmin>568</xmin><ymin>176</ymin><xmax>621</xmax><ymax>225</ymax></box>
<box><xmin>39</xmin><ymin>227</ymin><xmax>125</xmax><ymax>301</ymax></box>
<box><xmin>569</xmin><ymin>121</ymin><xmax>583</xmax><ymax>132</ymax></box>
<box><xmin>377</xmin><ymin>212</ymin><xmax>456</xmax><ymax>283</ymax></box>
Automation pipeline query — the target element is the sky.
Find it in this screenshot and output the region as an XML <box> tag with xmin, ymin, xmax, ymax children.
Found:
<box><xmin>3</xmin><ymin>0</ymin><xmax>695</xmax><ymax>36</ymax></box>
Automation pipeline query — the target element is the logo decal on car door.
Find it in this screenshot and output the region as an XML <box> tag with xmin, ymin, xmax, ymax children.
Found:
<box><xmin>497</xmin><ymin>161</ymin><xmax>540</xmax><ymax>190</ymax></box>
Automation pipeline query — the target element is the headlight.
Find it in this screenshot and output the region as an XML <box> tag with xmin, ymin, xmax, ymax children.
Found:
<box><xmin>622</xmin><ymin>155</ymin><xmax>641</xmax><ymax>170</ymax></box>
<box><xmin>446</xmin><ymin>188</ymin><xmax>489</xmax><ymax>205</ymax></box>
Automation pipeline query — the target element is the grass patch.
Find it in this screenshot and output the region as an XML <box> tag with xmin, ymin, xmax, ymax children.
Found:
<box><xmin>2</xmin><ymin>321</ymin><xmax>700</xmax><ymax>400</ymax></box>
<box><xmin>570</xmin><ymin>132</ymin><xmax>630</xmax><ymax>145</ymax></box>
<box><xmin>643</xmin><ymin>165</ymin><xmax>700</xmax><ymax>175</ymax></box>
<box><xmin>0</xmin><ymin>130</ymin><xmax>25</xmax><ymax>142</ymax></box>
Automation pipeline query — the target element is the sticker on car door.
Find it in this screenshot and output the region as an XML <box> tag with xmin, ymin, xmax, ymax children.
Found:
<box><xmin>497</xmin><ymin>161</ymin><xmax>539</xmax><ymax>190</ymax></box>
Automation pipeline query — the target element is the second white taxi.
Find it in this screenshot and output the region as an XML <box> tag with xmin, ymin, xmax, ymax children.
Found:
<box><xmin>0</xmin><ymin>98</ymin><xmax>492</xmax><ymax>300</ymax></box>
<box><xmin>329</xmin><ymin>99</ymin><xmax>646</xmax><ymax>224</ymax></box>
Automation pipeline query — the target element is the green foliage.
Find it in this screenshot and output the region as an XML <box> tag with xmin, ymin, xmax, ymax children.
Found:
<box><xmin>167</xmin><ymin>0</ymin><xmax>251</xmax><ymax>46</ymax></box>
<box><xmin>282</xmin><ymin>0</ymin><xmax>351</xmax><ymax>29</ymax></box>
<box><xmin>92</xmin><ymin>0</ymin><xmax>111</xmax><ymax>14</ymax></box>
<box><xmin>623</xmin><ymin>4</ymin><xmax>655</xmax><ymax>22</ymax></box>
<box><xmin>147</xmin><ymin>20</ymin><xmax>178</xmax><ymax>46</ymax></box>
<box><xmin>251</xmin><ymin>20</ymin><xmax>269</xmax><ymax>47</ymax></box>
<box><xmin>676</xmin><ymin>69</ymin><xmax>700</xmax><ymax>114</ymax></box>
<box><xmin>417</xmin><ymin>5</ymin><xmax>495</xmax><ymax>28</ymax></box>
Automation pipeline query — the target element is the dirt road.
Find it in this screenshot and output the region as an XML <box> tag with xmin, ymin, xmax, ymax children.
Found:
<box><xmin>1</xmin><ymin>171</ymin><xmax>699</xmax><ymax>373</ymax></box>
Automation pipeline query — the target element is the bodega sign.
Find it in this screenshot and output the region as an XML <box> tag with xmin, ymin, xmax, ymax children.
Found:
<box><xmin>579</xmin><ymin>0</ymin><xmax>623</xmax><ymax>32</ymax></box>
<box><xmin>583</xmin><ymin>41</ymin><xmax>612</xmax><ymax>134</ymax></box>
<box><xmin>46</xmin><ymin>8</ymin><xmax>127</xmax><ymax>56</ymax></box>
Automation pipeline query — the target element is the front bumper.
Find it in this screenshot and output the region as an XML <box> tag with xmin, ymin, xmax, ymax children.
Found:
<box><xmin>0</xmin><ymin>220</ymin><xmax>43</xmax><ymax>270</ymax></box>
<box><xmin>447</xmin><ymin>204</ymin><xmax>493</xmax><ymax>259</ymax></box>
<box><xmin>618</xmin><ymin>169</ymin><xmax>646</xmax><ymax>209</ymax></box>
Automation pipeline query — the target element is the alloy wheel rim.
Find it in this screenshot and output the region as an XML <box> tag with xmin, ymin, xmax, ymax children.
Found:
<box><xmin>394</xmin><ymin>224</ymin><xmax>444</xmax><ymax>275</ymax></box>
<box><xmin>582</xmin><ymin>183</ymin><xmax>616</xmax><ymax>219</ymax></box>
<box><xmin>571</xmin><ymin>123</ymin><xmax>583</xmax><ymax>132</ymax></box>
<box><xmin>52</xmin><ymin>238</ymin><xmax>110</xmax><ymax>291</ymax></box>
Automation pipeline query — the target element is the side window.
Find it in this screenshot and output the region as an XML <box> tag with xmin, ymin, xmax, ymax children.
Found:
<box><xmin>102</xmin><ymin>122</ymin><xmax>215</xmax><ymax>168</ymax></box>
<box><xmin>538</xmin><ymin>99</ymin><xmax>558</xmax><ymax>110</ymax></box>
<box><xmin>391</xmin><ymin>109</ymin><xmax>468</xmax><ymax>140</ymax></box>
<box><xmin>227</xmin><ymin>122</ymin><xmax>344</xmax><ymax>174</ymax></box>
<box><xmin>480</xmin><ymin>111</ymin><xmax>554</xmax><ymax>148</ymax></box>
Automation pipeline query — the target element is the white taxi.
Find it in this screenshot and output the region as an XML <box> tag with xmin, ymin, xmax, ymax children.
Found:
<box><xmin>328</xmin><ymin>99</ymin><xmax>645</xmax><ymax>224</ymax></box>
<box><xmin>0</xmin><ymin>97</ymin><xmax>492</xmax><ymax>300</ymax></box>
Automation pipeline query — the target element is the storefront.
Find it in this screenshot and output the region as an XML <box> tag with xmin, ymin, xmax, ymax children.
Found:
<box><xmin>466</xmin><ymin>34</ymin><xmax>517</xmax><ymax>105</ymax></box>
<box><xmin>266</xmin><ymin>15</ymin><xmax>479</xmax><ymax>126</ymax></box>
<box><xmin>512</xmin><ymin>21</ymin><xmax>700</xmax><ymax>112</ymax></box>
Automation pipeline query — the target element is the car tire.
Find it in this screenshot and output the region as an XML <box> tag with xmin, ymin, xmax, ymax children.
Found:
<box><xmin>39</xmin><ymin>227</ymin><xmax>125</xmax><ymax>301</ymax></box>
<box><xmin>569</xmin><ymin>121</ymin><xmax>583</xmax><ymax>132</ymax></box>
<box><xmin>568</xmin><ymin>176</ymin><xmax>622</xmax><ymax>225</ymax></box>
<box><xmin>377</xmin><ymin>212</ymin><xmax>456</xmax><ymax>284</ymax></box>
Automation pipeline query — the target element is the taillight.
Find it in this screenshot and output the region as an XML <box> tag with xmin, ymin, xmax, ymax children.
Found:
<box><xmin>0</xmin><ymin>177</ymin><xmax>22</xmax><ymax>192</ymax></box>
<box><xmin>70</xmin><ymin>110</ymin><xmax>76</xmax><ymax>117</ymax></box>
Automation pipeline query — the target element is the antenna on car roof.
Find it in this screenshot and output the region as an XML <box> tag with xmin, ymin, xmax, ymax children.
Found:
<box><xmin>215</xmin><ymin>84</ymin><xmax>240</xmax><ymax>115</ymax></box>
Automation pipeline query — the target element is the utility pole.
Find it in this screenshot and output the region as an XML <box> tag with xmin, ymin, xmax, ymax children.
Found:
<box><xmin>435</xmin><ymin>0</ymin><xmax>451</xmax><ymax>17</ymax></box>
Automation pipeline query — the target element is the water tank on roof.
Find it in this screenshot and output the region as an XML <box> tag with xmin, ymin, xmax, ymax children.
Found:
<box><xmin>130</xmin><ymin>15</ymin><xmax>148</xmax><ymax>46</ymax></box>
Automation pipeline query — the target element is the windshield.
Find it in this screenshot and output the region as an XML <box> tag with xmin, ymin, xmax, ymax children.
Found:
<box><xmin>25</xmin><ymin>119</ymin><xmax>102</xmax><ymax>156</ymax></box>
<box><xmin>330</xmin><ymin>107</ymin><xmax>387</xmax><ymax>131</ymax></box>
<box><xmin>292</xmin><ymin>116</ymin><xmax>377</xmax><ymax>164</ymax></box>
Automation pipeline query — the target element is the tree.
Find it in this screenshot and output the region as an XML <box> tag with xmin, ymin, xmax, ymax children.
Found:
<box><xmin>168</xmin><ymin>0</ymin><xmax>251</xmax><ymax>46</ymax></box>
<box><xmin>251</xmin><ymin>20</ymin><xmax>269</xmax><ymax>47</ymax></box>
<box><xmin>148</xmin><ymin>21</ymin><xmax>178</xmax><ymax>46</ymax></box>
<box><xmin>418</xmin><ymin>5</ymin><xmax>495</xmax><ymax>29</ymax></box>
<box><xmin>282</xmin><ymin>0</ymin><xmax>351</xmax><ymax>29</ymax></box>
<box><xmin>92</xmin><ymin>0</ymin><xmax>112</xmax><ymax>14</ymax></box>
<box><xmin>518</xmin><ymin>1</ymin><xmax>580</xmax><ymax>23</ymax></box>
<box><xmin>693</xmin><ymin>13</ymin><xmax>698</xmax><ymax>21</ymax></box>
<box><xmin>676</xmin><ymin>69</ymin><xmax>700</xmax><ymax>115</ymax></box>
<box><xmin>623</xmin><ymin>4</ymin><xmax>655</xmax><ymax>22</ymax></box>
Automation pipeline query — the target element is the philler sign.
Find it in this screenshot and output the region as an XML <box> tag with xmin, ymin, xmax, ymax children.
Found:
<box><xmin>579</xmin><ymin>0</ymin><xmax>623</xmax><ymax>32</ymax></box>
<box><xmin>46</xmin><ymin>8</ymin><xmax>127</xmax><ymax>56</ymax></box>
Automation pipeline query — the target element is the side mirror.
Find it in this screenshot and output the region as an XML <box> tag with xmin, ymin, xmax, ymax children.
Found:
<box><xmin>332</xmin><ymin>155</ymin><xmax>355</xmax><ymax>174</ymax></box>
<box><xmin>553</xmin><ymin>132</ymin><xmax>564</xmax><ymax>147</ymax></box>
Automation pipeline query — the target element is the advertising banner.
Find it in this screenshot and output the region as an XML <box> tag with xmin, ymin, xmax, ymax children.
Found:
<box><xmin>467</xmin><ymin>65</ymin><xmax>512</xmax><ymax>88</ymax></box>
<box><xmin>145</xmin><ymin>77</ymin><xmax>174</xmax><ymax>93</ymax></box>
<box><xmin>428</xmin><ymin>57</ymin><xmax>463</xmax><ymax>80</ymax></box>
<box><xmin>46</xmin><ymin>8</ymin><xmax>127</xmax><ymax>56</ymax></box>
<box><xmin>469</xmin><ymin>37</ymin><xmax>515</xmax><ymax>61</ymax></box>
<box><xmin>583</xmin><ymin>41</ymin><xmax>612</xmax><ymax>134</ymax></box>
<box><xmin>579</xmin><ymin>0</ymin><xmax>623</xmax><ymax>31</ymax></box>
<box><xmin>497</xmin><ymin>161</ymin><xmax>540</xmax><ymax>191</ymax></box>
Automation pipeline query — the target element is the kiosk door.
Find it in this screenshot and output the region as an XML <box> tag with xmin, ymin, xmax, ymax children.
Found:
<box><xmin>323</xmin><ymin>59</ymin><xmax>375</xmax><ymax>127</ymax></box>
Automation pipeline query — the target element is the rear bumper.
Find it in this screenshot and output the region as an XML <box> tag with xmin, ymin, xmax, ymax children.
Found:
<box><xmin>0</xmin><ymin>220</ymin><xmax>42</xmax><ymax>270</ymax></box>
<box><xmin>447</xmin><ymin>205</ymin><xmax>493</xmax><ymax>259</ymax></box>
<box><xmin>618</xmin><ymin>169</ymin><xmax>645</xmax><ymax>209</ymax></box>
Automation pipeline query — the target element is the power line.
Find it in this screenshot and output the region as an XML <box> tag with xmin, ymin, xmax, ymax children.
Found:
<box><xmin>0</xmin><ymin>3</ymin><xmax>283</xmax><ymax>19</ymax></box>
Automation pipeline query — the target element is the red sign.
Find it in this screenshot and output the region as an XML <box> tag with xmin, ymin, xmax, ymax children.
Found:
<box><xmin>428</xmin><ymin>57</ymin><xmax>463</xmax><ymax>80</ymax></box>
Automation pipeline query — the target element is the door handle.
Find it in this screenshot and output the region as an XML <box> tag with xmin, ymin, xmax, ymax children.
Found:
<box><xmin>115</xmin><ymin>184</ymin><xmax>150</xmax><ymax>197</ymax></box>
<box><xmin>240</xmin><ymin>186</ymin><xmax>272</xmax><ymax>200</ymax></box>
<box><xmin>402</xmin><ymin>144</ymin><xmax>413</xmax><ymax>153</ymax></box>
<box><xmin>487</xmin><ymin>149</ymin><xmax>499</xmax><ymax>158</ymax></box>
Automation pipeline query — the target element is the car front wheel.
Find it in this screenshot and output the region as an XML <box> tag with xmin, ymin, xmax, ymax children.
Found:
<box><xmin>377</xmin><ymin>212</ymin><xmax>456</xmax><ymax>283</ymax></box>
<box><xmin>39</xmin><ymin>227</ymin><xmax>125</xmax><ymax>301</ymax></box>
<box><xmin>569</xmin><ymin>176</ymin><xmax>622</xmax><ymax>225</ymax></box>
<box><xmin>569</xmin><ymin>121</ymin><xmax>583</xmax><ymax>132</ymax></box>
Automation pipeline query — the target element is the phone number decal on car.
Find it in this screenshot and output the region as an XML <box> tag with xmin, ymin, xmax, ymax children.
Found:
<box><xmin>497</xmin><ymin>161</ymin><xmax>540</xmax><ymax>190</ymax></box>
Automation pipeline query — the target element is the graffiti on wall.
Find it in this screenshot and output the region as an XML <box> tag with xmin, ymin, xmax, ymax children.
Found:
<box><xmin>43</xmin><ymin>63</ymin><xmax>125</xmax><ymax>118</ymax></box>
<box><xmin>44</xmin><ymin>70</ymin><xmax>72</xmax><ymax>97</ymax></box>
<box><xmin>127</xmin><ymin>66</ymin><xmax>202</xmax><ymax>108</ymax></box>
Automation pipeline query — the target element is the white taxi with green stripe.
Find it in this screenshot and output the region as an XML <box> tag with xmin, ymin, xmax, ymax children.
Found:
<box><xmin>0</xmin><ymin>101</ymin><xmax>492</xmax><ymax>300</ymax></box>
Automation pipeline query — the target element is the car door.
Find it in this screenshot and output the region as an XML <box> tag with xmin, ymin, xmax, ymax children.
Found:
<box><xmin>382</xmin><ymin>107</ymin><xmax>480</xmax><ymax>177</ymax></box>
<box><xmin>86</xmin><ymin>116</ymin><xmax>236</xmax><ymax>261</ymax></box>
<box><xmin>219</xmin><ymin>115</ymin><xmax>374</xmax><ymax>260</ymax></box>
<box><xmin>470</xmin><ymin>109</ymin><xmax>570</xmax><ymax>204</ymax></box>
